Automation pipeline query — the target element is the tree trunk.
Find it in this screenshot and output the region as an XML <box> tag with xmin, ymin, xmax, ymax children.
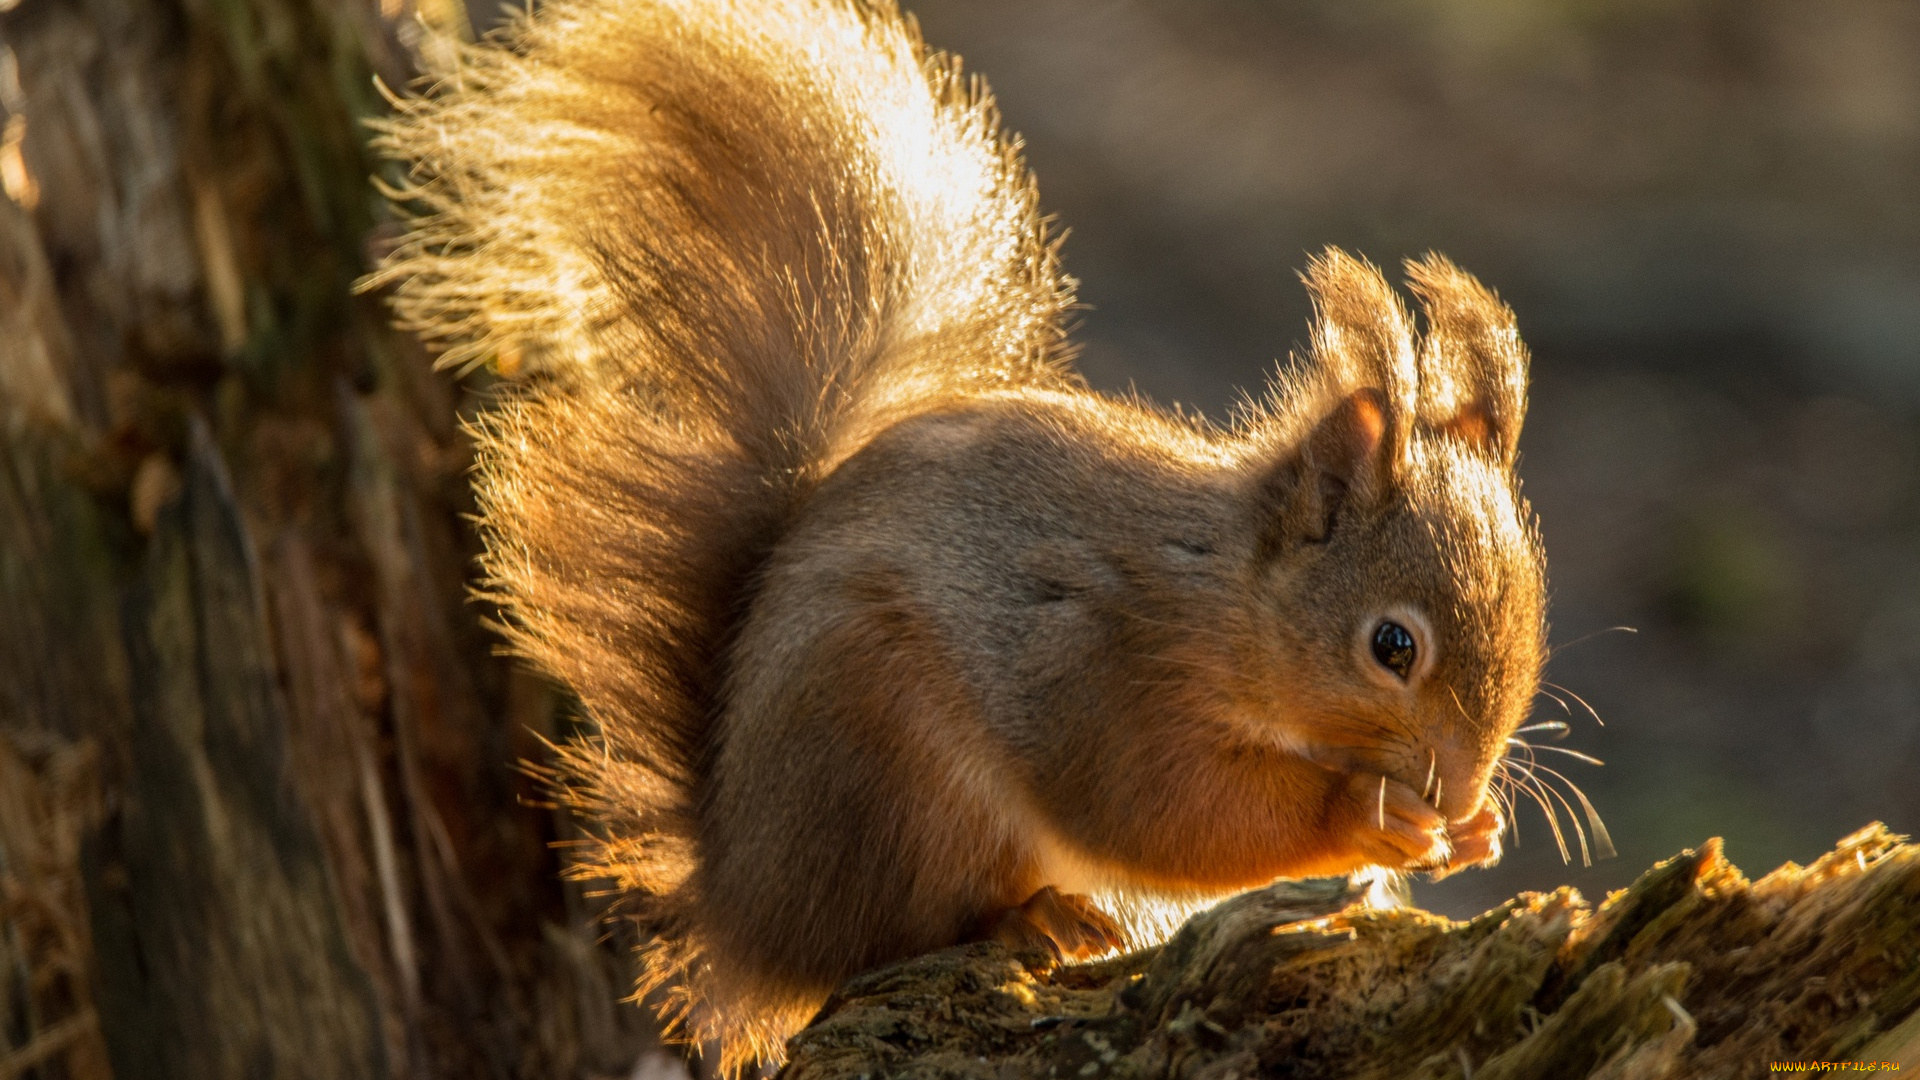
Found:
<box><xmin>0</xmin><ymin>1</ymin><xmax>658</xmax><ymax>1077</ymax></box>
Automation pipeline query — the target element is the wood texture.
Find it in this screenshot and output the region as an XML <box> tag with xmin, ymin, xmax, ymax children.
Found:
<box><xmin>784</xmin><ymin>828</ymin><xmax>1920</xmax><ymax>1079</ymax></box>
<box><xmin>0</xmin><ymin>0</ymin><xmax>657</xmax><ymax>1076</ymax></box>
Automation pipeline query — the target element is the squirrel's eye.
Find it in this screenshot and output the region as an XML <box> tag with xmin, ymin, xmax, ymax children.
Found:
<box><xmin>1371</xmin><ymin>620</ymin><xmax>1417</xmax><ymax>680</ymax></box>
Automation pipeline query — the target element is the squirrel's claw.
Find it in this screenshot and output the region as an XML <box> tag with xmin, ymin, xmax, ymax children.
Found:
<box><xmin>982</xmin><ymin>886</ymin><xmax>1124</xmax><ymax>961</ymax></box>
<box><xmin>1343</xmin><ymin>773</ymin><xmax>1450</xmax><ymax>870</ymax></box>
<box><xmin>1429</xmin><ymin>802</ymin><xmax>1505</xmax><ymax>879</ymax></box>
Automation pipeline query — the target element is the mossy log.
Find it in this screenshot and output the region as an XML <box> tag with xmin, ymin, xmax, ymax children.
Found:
<box><xmin>784</xmin><ymin>826</ymin><xmax>1920</xmax><ymax>1079</ymax></box>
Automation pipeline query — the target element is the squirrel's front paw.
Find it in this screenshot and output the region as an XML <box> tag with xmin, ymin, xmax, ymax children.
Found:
<box><xmin>1427</xmin><ymin>801</ymin><xmax>1505</xmax><ymax>879</ymax></box>
<box><xmin>982</xmin><ymin>886</ymin><xmax>1124</xmax><ymax>961</ymax></box>
<box><xmin>1338</xmin><ymin>773</ymin><xmax>1449</xmax><ymax>871</ymax></box>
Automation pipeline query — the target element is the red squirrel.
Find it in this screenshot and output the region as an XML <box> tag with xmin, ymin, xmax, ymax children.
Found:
<box><xmin>370</xmin><ymin>0</ymin><xmax>1546</xmax><ymax>1070</ymax></box>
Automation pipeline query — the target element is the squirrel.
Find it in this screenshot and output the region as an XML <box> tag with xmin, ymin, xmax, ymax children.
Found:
<box><xmin>369</xmin><ymin>0</ymin><xmax>1546</xmax><ymax>1071</ymax></box>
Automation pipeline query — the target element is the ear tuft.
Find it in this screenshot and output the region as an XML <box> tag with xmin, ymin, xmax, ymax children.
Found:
<box><xmin>1299</xmin><ymin>250</ymin><xmax>1418</xmax><ymax>476</ymax></box>
<box><xmin>1404</xmin><ymin>254</ymin><xmax>1529</xmax><ymax>466</ymax></box>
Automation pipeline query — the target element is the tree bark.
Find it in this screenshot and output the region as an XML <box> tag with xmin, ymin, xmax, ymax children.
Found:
<box><xmin>0</xmin><ymin>1</ymin><xmax>657</xmax><ymax>1077</ymax></box>
<box><xmin>784</xmin><ymin>828</ymin><xmax>1920</xmax><ymax>1080</ymax></box>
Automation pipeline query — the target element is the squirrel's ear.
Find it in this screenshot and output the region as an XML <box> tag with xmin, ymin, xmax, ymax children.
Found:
<box><xmin>1256</xmin><ymin>250</ymin><xmax>1413</xmax><ymax>555</ymax></box>
<box><xmin>1299</xmin><ymin>249</ymin><xmax>1417</xmax><ymax>471</ymax></box>
<box><xmin>1405</xmin><ymin>254</ymin><xmax>1529</xmax><ymax>468</ymax></box>
<box><xmin>1259</xmin><ymin>388</ymin><xmax>1390</xmax><ymax>552</ymax></box>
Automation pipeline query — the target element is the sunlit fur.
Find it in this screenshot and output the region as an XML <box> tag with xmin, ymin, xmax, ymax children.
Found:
<box><xmin>370</xmin><ymin>0</ymin><xmax>1548</xmax><ymax>1072</ymax></box>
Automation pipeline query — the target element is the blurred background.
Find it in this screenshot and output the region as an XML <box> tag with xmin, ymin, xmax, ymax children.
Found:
<box><xmin>2</xmin><ymin>0</ymin><xmax>1915</xmax><ymax>1077</ymax></box>
<box><xmin>905</xmin><ymin>0</ymin><xmax>1920</xmax><ymax>917</ymax></box>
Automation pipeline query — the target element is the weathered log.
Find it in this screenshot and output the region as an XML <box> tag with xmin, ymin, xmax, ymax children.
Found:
<box><xmin>784</xmin><ymin>827</ymin><xmax>1920</xmax><ymax>1079</ymax></box>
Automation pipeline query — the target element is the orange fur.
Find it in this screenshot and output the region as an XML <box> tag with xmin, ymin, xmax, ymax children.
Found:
<box><xmin>369</xmin><ymin>0</ymin><xmax>1547</xmax><ymax>1072</ymax></box>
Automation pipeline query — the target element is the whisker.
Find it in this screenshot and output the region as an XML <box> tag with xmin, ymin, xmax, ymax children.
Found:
<box><xmin>1521</xmin><ymin>742</ymin><xmax>1604</xmax><ymax>767</ymax></box>
<box><xmin>1444</xmin><ymin>685</ymin><xmax>1486</xmax><ymax>750</ymax></box>
<box><xmin>1534</xmin><ymin>772</ymin><xmax>1593</xmax><ymax>866</ymax></box>
<box><xmin>1506</xmin><ymin>760</ymin><xmax>1572</xmax><ymax>864</ymax></box>
<box><xmin>1492</xmin><ymin>763</ymin><xmax>1522</xmax><ymax>849</ymax></box>
<box><xmin>1505</xmin><ymin>738</ymin><xmax>1533</xmax><ymax>774</ymax></box>
<box><xmin>1526</xmin><ymin>771</ymin><xmax>1576</xmax><ymax>865</ymax></box>
<box><xmin>1543</xmin><ymin>681</ymin><xmax>1606</xmax><ymax>727</ymax></box>
<box><xmin>1503</xmin><ymin>728</ymin><xmax>1608</xmax><ymax>861</ymax></box>
<box><xmin>1378</xmin><ymin>775</ymin><xmax>1387</xmax><ymax>832</ymax></box>
<box><xmin>1490</xmin><ymin>774</ymin><xmax>1518</xmax><ymax>847</ymax></box>
<box><xmin>1535</xmin><ymin>688</ymin><xmax>1574</xmax><ymax>716</ymax></box>
<box><xmin>1424</xmin><ymin>749</ymin><xmax>1437</xmax><ymax>803</ymax></box>
<box><xmin>1505</xmin><ymin>737</ymin><xmax>1597</xmax><ymax>764</ymax></box>
<box><xmin>1516</xmin><ymin>720</ymin><xmax>1570</xmax><ymax>738</ymax></box>
<box><xmin>1446</xmin><ymin>686</ymin><xmax>1472</xmax><ymax>723</ymax></box>
<box><xmin>1548</xmin><ymin>625</ymin><xmax>1638</xmax><ymax>656</ymax></box>
<box><xmin>1525</xmin><ymin>762</ymin><xmax>1617</xmax><ymax>861</ymax></box>
<box><xmin>1506</xmin><ymin>735</ymin><xmax>1540</xmax><ymax>773</ymax></box>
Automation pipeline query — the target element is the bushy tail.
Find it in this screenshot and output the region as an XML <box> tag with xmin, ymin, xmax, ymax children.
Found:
<box><xmin>367</xmin><ymin>0</ymin><xmax>1076</xmax><ymax>1067</ymax></box>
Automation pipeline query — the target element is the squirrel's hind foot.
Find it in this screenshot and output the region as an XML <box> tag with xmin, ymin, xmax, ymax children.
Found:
<box><xmin>980</xmin><ymin>886</ymin><xmax>1124</xmax><ymax>961</ymax></box>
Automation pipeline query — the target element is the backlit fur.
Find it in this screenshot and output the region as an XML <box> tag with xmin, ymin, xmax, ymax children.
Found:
<box><xmin>370</xmin><ymin>1</ymin><xmax>1547</xmax><ymax>1071</ymax></box>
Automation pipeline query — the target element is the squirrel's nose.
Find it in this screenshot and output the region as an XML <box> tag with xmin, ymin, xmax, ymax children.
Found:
<box><xmin>1422</xmin><ymin>740</ymin><xmax>1496</xmax><ymax>822</ymax></box>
